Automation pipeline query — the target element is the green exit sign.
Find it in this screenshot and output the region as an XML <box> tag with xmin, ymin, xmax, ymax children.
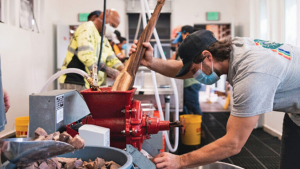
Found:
<box><xmin>207</xmin><ymin>12</ymin><xmax>220</xmax><ymax>21</ymax></box>
<box><xmin>78</xmin><ymin>13</ymin><xmax>89</xmax><ymax>22</ymax></box>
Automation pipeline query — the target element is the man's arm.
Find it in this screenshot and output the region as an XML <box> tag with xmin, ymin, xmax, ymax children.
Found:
<box><xmin>105</xmin><ymin>53</ymin><xmax>124</xmax><ymax>71</ymax></box>
<box><xmin>105</xmin><ymin>38</ymin><xmax>124</xmax><ymax>71</ymax></box>
<box><xmin>104</xmin><ymin>40</ymin><xmax>124</xmax><ymax>79</ymax></box>
<box><xmin>148</xmin><ymin>58</ymin><xmax>188</xmax><ymax>78</ymax></box>
<box><xmin>3</xmin><ymin>89</ymin><xmax>9</xmax><ymax>113</ymax></box>
<box><xmin>129</xmin><ymin>41</ymin><xmax>193</xmax><ymax>79</ymax></box>
<box><xmin>154</xmin><ymin>115</ymin><xmax>259</xmax><ymax>169</ymax></box>
<box><xmin>116</xmin><ymin>65</ymin><xmax>124</xmax><ymax>71</ymax></box>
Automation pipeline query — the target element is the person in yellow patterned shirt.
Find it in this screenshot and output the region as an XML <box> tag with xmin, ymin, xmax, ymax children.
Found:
<box><xmin>59</xmin><ymin>9</ymin><xmax>124</xmax><ymax>91</ymax></box>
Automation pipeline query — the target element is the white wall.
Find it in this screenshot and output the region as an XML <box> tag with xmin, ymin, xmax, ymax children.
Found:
<box><xmin>264</xmin><ymin>111</ymin><xmax>284</xmax><ymax>137</ymax></box>
<box><xmin>0</xmin><ymin>0</ymin><xmax>60</xmax><ymax>137</ymax></box>
<box><xmin>171</xmin><ymin>0</ymin><xmax>236</xmax><ymax>29</ymax></box>
<box><xmin>234</xmin><ymin>0</ymin><xmax>251</xmax><ymax>37</ymax></box>
<box><xmin>53</xmin><ymin>0</ymin><xmax>127</xmax><ymax>37</ymax></box>
<box><xmin>171</xmin><ymin>0</ymin><xmax>256</xmax><ymax>37</ymax></box>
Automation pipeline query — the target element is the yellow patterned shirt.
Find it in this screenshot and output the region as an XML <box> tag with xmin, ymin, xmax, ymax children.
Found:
<box><xmin>58</xmin><ymin>21</ymin><xmax>122</xmax><ymax>88</ymax></box>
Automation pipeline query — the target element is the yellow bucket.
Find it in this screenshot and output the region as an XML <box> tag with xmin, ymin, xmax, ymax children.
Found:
<box><xmin>15</xmin><ymin>116</ymin><xmax>29</xmax><ymax>138</ymax></box>
<box><xmin>180</xmin><ymin>114</ymin><xmax>202</xmax><ymax>145</ymax></box>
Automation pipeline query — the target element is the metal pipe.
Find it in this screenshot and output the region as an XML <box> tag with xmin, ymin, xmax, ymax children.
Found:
<box><xmin>142</xmin><ymin>0</ymin><xmax>180</xmax><ymax>153</ymax></box>
<box><xmin>134</xmin><ymin>13</ymin><xmax>142</xmax><ymax>40</ymax></box>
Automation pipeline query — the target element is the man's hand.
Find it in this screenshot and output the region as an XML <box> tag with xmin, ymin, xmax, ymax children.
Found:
<box><xmin>105</xmin><ymin>67</ymin><xmax>120</xmax><ymax>80</ymax></box>
<box><xmin>128</xmin><ymin>40</ymin><xmax>189</xmax><ymax>79</ymax></box>
<box><xmin>129</xmin><ymin>40</ymin><xmax>154</xmax><ymax>67</ymax></box>
<box><xmin>3</xmin><ymin>89</ymin><xmax>10</xmax><ymax>113</ymax></box>
<box><xmin>153</xmin><ymin>152</ymin><xmax>182</xmax><ymax>169</ymax></box>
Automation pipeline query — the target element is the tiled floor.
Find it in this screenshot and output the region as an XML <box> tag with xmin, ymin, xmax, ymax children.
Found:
<box><xmin>177</xmin><ymin>112</ymin><xmax>281</xmax><ymax>169</ymax></box>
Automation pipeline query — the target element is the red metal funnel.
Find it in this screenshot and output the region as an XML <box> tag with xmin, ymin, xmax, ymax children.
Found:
<box><xmin>80</xmin><ymin>87</ymin><xmax>136</xmax><ymax>119</ymax></box>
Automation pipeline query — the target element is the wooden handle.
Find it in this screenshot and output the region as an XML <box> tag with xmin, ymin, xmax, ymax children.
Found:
<box><xmin>112</xmin><ymin>0</ymin><xmax>166</xmax><ymax>91</ymax></box>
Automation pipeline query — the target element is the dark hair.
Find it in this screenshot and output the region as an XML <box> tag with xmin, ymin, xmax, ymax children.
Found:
<box><xmin>114</xmin><ymin>30</ymin><xmax>121</xmax><ymax>40</ymax></box>
<box><xmin>193</xmin><ymin>38</ymin><xmax>232</xmax><ymax>63</ymax></box>
<box><xmin>119</xmin><ymin>37</ymin><xmax>127</xmax><ymax>44</ymax></box>
<box><xmin>181</xmin><ymin>25</ymin><xmax>195</xmax><ymax>34</ymax></box>
<box><xmin>88</xmin><ymin>10</ymin><xmax>102</xmax><ymax>20</ymax></box>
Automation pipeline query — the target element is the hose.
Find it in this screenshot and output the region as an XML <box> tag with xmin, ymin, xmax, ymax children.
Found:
<box><xmin>141</xmin><ymin>0</ymin><xmax>179</xmax><ymax>152</ymax></box>
<box><xmin>97</xmin><ymin>0</ymin><xmax>107</xmax><ymax>72</ymax></box>
<box><xmin>40</xmin><ymin>68</ymin><xmax>88</xmax><ymax>93</ymax></box>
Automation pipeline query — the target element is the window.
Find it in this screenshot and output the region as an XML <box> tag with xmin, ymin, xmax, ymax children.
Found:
<box><xmin>19</xmin><ymin>0</ymin><xmax>34</xmax><ymax>30</ymax></box>
<box><xmin>127</xmin><ymin>13</ymin><xmax>171</xmax><ymax>43</ymax></box>
<box><xmin>285</xmin><ymin>0</ymin><xmax>298</xmax><ymax>46</ymax></box>
<box><xmin>260</xmin><ymin>0</ymin><xmax>269</xmax><ymax>40</ymax></box>
<box><xmin>0</xmin><ymin>0</ymin><xmax>9</xmax><ymax>23</ymax></box>
<box><xmin>19</xmin><ymin>0</ymin><xmax>40</xmax><ymax>33</ymax></box>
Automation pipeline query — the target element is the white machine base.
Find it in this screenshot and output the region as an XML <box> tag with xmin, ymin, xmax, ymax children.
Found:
<box><xmin>79</xmin><ymin>124</ymin><xmax>110</xmax><ymax>147</ymax></box>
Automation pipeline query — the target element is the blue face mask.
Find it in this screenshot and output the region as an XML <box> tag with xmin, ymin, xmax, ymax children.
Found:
<box><xmin>122</xmin><ymin>44</ymin><xmax>127</xmax><ymax>50</ymax></box>
<box><xmin>193</xmin><ymin>61</ymin><xmax>220</xmax><ymax>85</ymax></box>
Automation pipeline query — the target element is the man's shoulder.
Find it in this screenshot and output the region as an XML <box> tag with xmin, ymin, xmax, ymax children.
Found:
<box><xmin>232</xmin><ymin>37</ymin><xmax>255</xmax><ymax>45</ymax></box>
<box><xmin>76</xmin><ymin>21</ymin><xmax>97</xmax><ymax>34</ymax></box>
<box><xmin>231</xmin><ymin>37</ymin><xmax>270</xmax><ymax>65</ymax></box>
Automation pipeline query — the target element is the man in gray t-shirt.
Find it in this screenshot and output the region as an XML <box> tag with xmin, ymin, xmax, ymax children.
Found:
<box><xmin>129</xmin><ymin>30</ymin><xmax>300</xmax><ymax>169</ymax></box>
<box><xmin>227</xmin><ymin>37</ymin><xmax>300</xmax><ymax>121</ymax></box>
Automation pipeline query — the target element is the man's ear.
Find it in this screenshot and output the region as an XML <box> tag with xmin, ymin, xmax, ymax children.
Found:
<box><xmin>202</xmin><ymin>50</ymin><xmax>213</xmax><ymax>60</ymax></box>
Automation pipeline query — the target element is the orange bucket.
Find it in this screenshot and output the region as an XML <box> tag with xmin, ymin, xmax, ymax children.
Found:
<box><xmin>15</xmin><ymin>116</ymin><xmax>29</xmax><ymax>138</ymax></box>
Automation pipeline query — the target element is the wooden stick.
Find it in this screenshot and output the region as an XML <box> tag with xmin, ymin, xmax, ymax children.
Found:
<box><xmin>111</xmin><ymin>0</ymin><xmax>166</xmax><ymax>91</ymax></box>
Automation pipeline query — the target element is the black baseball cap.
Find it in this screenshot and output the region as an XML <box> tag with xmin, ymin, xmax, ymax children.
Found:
<box><xmin>181</xmin><ymin>25</ymin><xmax>195</xmax><ymax>34</ymax></box>
<box><xmin>175</xmin><ymin>30</ymin><xmax>217</xmax><ymax>77</ymax></box>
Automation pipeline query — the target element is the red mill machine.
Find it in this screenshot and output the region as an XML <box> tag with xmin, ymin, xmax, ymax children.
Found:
<box><xmin>73</xmin><ymin>87</ymin><xmax>178</xmax><ymax>151</ymax></box>
<box><xmin>29</xmin><ymin>88</ymin><xmax>181</xmax><ymax>169</ymax></box>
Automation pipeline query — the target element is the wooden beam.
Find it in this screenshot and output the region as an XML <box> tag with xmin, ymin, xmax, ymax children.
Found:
<box><xmin>112</xmin><ymin>0</ymin><xmax>166</xmax><ymax>91</ymax></box>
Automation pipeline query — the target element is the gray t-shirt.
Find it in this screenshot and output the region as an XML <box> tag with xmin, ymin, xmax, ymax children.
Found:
<box><xmin>227</xmin><ymin>37</ymin><xmax>300</xmax><ymax>125</ymax></box>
